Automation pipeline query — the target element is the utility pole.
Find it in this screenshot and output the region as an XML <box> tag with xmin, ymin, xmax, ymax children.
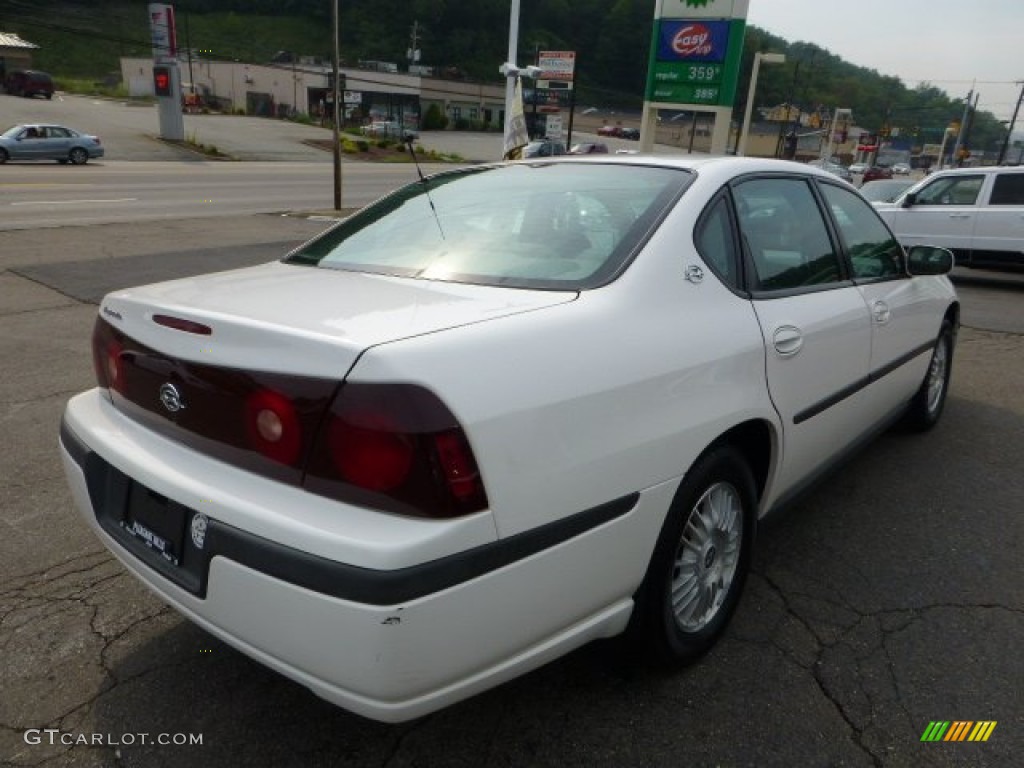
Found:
<box><xmin>959</xmin><ymin>91</ymin><xmax>980</xmax><ymax>165</ymax></box>
<box><xmin>407</xmin><ymin>21</ymin><xmax>421</xmax><ymax>68</ymax></box>
<box><xmin>332</xmin><ymin>0</ymin><xmax>342</xmax><ymax>210</ymax></box>
<box><xmin>184</xmin><ymin>12</ymin><xmax>195</xmax><ymax>96</ymax></box>
<box><xmin>951</xmin><ymin>83</ymin><xmax>974</xmax><ymax>167</ymax></box>
<box><xmin>998</xmin><ymin>81</ymin><xmax>1024</xmax><ymax>164</ymax></box>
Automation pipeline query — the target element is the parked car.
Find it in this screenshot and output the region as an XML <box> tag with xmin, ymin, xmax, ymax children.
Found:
<box><xmin>862</xmin><ymin>165</ymin><xmax>894</xmax><ymax>183</ymax></box>
<box><xmin>597</xmin><ymin>124</ymin><xmax>622</xmax><ymax>137</ymax></box>
<box><xmin>892</xmin><ymin>163</ymin><xmax>912</xmax><ymax>175</ymax></box>
<box><xmin>808</xmin><ymin>158</ymin><xmax>852</xmax><ymax>182</ymax></box>
<box><xmin>569</xmin><ymin>141</ymin><xmax>609</xmax><ymax>155</ymax></box>
<box><xmin>875</xmin><ymin>164</ymin><xmax>1024</xmax><ymax>269</ymax></box>
<box><xmin>521</xmin><ymin>139</ymin><xmax>566</xmax><ymax>158</ymax></box>
<box><xmin>859</xmin><ymin>178</ymin><xmax>916</xmax><ymax>205</ymax></box>
<box><xmin>60</xmin><ymin>156</ymin><xmax>957</xmax><ymax>723</ymax></box>
<box><xmin>360</xmin><ymin>121</ymin><xmax>418</xmax><ymax>140</ymax></box>
<box><xmin>0</xmin><ymin>123</ymin><xmax>104</xmax><ymax>164</ymax></box>
<box><xmin>848</xmin><ymin>162</ymin><xmax>869</xmax><ymax>174</ymax></box>
<box><xmin>620</xmin><ymin>127</ymin><xmax>640</xmax><ymax>140</ymax></box>
<box><xmin>4</xmin><ymin>69</ymin><xmax>54</xmax><ymax>99</ymax></box>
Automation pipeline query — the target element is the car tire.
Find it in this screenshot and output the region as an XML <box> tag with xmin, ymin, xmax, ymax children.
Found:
<box><xmin>68</xmin><ymin>148</ymin><xmax>89</xmax><ymax>165</ymax></box>
<box><xmin>902</xmin><ymin>320</ymin><xmax>954</xmax><ymax>432</ymax></box>
<box><xmin>0</xmin><ymin>148</ymin><xmax>8</xmax><ymax>164</ymax></box>
<box><xmin>633</xmin><ymin>445</ymin><xmax>757</xmax><ymax>664</ymax></box>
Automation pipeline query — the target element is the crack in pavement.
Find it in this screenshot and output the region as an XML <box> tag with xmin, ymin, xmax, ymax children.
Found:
<box><xmin>753</xmin><ymin>567</ymin><xmax>1021</xmax><ymax>767</ymax></box>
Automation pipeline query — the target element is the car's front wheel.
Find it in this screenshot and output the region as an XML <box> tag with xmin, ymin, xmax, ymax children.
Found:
<box><xmin>0</xmin><ymin>148</ymin><xmax>8</xmax><ymax>164</ymax></box>
<box><xmin>68</xmin><ymin>148</ymin><xmax>89</xmax><ymax>165</ymax></box>
<box><xmin>903</xmin><ymin>320</ymin><xmax>954</xmax><ymax>431</ymax></box>
<box><xmin>633</xmin><ymin>445</ymin><xmax>757</xmax><ymax>663</ymax></box>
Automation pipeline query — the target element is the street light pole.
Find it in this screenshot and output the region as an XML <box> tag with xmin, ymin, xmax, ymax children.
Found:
<box><xmin>503</xmin><ymin>0</ymin><xmax>521</xmax><ymax>138</ymax></box>
<box><xmin>737</xmin><ymin>52</ymin><xmax>785</xmax><ymax>156</ymax></box>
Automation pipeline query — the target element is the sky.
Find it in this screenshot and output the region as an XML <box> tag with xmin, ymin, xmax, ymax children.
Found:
<box><xmin>745</xmin><ymin>0</ymin><xmax>1024</xmax><ymax>123</ymax></box>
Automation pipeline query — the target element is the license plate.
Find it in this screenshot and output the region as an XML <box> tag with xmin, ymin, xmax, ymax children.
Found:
<box><xmin>122</xmin><ymin>483</ymin><xmax>185</xmax><ymax>566</ymax></box>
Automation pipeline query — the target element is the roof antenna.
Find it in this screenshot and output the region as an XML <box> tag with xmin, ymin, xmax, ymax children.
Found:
<box><xmin>405</xmin><ymin>132</ymin><xmax>445</xmax><ymax>240</ymax></box>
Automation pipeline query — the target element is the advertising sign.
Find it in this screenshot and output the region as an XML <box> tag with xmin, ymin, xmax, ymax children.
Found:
<box><xmin>546</xmin><ymin>115</ymin><xmax>564</xmax><ymax>141</ymax></box>
<box><xmin>656</xmin><ymin>19</ymin><xmax>730</xmax><ymax>62</ymax></box>
<box><xmin>148</xmin><ymin>3</ymin><xmax>177</xmax><ymax>59</ymax></box>
<box><xmin>658</xmin><ymin>0</ymin><xmax>750</xmax><ymax>18</ymax></box>
<box><xmin>537</xmin><ymin>51</ymin><xmax>575</xmax><ymax>81</ymax></box>
<box><xmin>535</xmin><ymin>50</ymin><xmax>576</xmax><ymax>129</ymax></box>
<box><xmin>645</xmin><ymin>2</ymin><xmax>747</xmax><ymax>107</ymax></box>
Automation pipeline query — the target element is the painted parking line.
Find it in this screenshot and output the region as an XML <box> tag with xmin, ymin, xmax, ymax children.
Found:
<box><xmin>10</xmin><ymin>198</ymin><xmax>139</xmax><ymax>206</ymax></box>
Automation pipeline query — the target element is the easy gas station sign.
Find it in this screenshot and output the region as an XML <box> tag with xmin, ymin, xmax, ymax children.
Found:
<box><xmin>645</xmin><ymin>0</ymin><xmax>748</xmax><ymax>107</ymax></box>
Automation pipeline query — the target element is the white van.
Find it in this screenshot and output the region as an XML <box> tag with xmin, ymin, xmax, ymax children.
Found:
<box><xmin>875</xmin><ymin>166</ymin><xmax>1024</xmax><ymax>270</ymax></box>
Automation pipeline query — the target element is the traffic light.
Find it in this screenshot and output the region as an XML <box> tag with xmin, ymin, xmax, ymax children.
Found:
<box><xmin>153</xmin><ymin>66</ymin><xmax>172</xmax><ymax>98</ymax></box>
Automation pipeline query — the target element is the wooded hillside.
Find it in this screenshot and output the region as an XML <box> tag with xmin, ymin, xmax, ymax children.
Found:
<box><xmin>1</xmin><ymin>0</ymin><xmax>1004</xmax><ymax>150</ymax></box>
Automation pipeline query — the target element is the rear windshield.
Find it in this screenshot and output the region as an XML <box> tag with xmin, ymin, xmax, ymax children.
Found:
<box><xmin>286</xmin><ymin>163</ymin><xmax>691</xmax><ymax>290</ymax></box>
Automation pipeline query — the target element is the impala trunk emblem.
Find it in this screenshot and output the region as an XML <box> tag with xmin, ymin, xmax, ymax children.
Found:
<box><xmin>159</xmin><ymin>382</ymin><xmax>186</xmax><ymax>413</ymax></box>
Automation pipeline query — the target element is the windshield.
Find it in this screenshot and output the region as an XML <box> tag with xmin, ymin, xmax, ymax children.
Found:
<box><xmin>287</xmin><ymin>163</ymin><xmax>691</xmax><ymax>290</ymax></box>
<box><xmin>2</xmin><ymin>125</ymin><xmax>23</xmax><ymax>138</ymax></box>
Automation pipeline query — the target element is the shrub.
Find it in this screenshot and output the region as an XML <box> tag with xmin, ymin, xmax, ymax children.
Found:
<box><xmin>422</xmin><ymin>103</ymin><xmax>448</xmax><ymax>131</ymax></box>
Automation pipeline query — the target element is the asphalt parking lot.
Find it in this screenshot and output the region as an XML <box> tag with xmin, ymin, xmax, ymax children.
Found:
<box><xmin>3</xmin><ymin>90</ymin><xmax>1023</xmax><ymax>766</ymax></box>
<box><xmin>1</xmin><ymin>212</ymin><xmax>1022</xmax><ymax>766</ymax></box>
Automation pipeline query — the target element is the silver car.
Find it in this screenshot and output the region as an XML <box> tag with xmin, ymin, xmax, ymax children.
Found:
<box><xmin>0</xmin><ymin>123</ymin><xmax>104</xmax><ymax>164</ymax></box>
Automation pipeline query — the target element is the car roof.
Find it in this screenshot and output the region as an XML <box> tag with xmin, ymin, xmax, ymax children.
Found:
<box><xmin>530</xmin><ymin>153</ymin><xmax>836</xmax><ymax>174</ymax></box>
<box><xmin>508</xmin><ymin>154</ymin><xmax>849</xmax><ymax>189</ymax></box>
<box><xmin>930</xmin><ymin>165</ymin><xmax>1023</xmax><ymax>174</ymax></box>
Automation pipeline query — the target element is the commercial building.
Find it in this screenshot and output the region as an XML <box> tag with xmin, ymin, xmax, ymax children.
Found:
<box><xmin>120</xmin><ymin>57</ymin><xmax>507</xmax><ymax>131</ymax></box>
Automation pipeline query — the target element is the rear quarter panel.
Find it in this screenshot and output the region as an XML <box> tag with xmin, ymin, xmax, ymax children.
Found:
<box><xmin>348</xmin><ymin>198</ymin><xmax>779</xmax><ymax>539</ymax></box>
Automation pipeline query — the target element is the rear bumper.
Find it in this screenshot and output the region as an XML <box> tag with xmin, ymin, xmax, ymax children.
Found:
<box><xmin>60</xmin><ymin>390</ymin><xmax>670</xmax><ymax>721</ymax></box>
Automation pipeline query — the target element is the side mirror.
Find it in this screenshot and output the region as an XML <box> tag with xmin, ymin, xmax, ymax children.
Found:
<box><xmin>906</xmin><ymin>245</ymin><xmax>954</xmax><ymax>276</ymax></box>
<box><xmin>901</xmin><ymin>191</ymin><xmax>917</xmax><ymax>208</ymax></box>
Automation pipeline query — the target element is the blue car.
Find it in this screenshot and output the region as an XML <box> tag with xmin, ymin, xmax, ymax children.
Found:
<box><xmin>0</xmin><ymin>123</ymin><xmax>104</xmax><ymax>164</ymax></box>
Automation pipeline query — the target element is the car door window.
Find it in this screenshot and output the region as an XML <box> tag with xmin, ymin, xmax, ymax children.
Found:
<box><xmin>914</xmin><ymin>175</ymin><xmax>983</xmax><ymax>205</ymax></box>
<box><xmin>734</xmin><ymin>177</ymin><xmax>842</xmax><ymax>291</ymax></box>
<box><xmin>989</xmin><ymin>173</ymin><xmax>1024</xmax><ymax>205</ymax></box>
<box><xmin>819</xmin><ymin>183</ymin><xmax>904</xmax><ymax>280</ymax></box>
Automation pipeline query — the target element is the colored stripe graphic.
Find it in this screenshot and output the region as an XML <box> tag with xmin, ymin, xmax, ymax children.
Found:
<box><xmin>945</xmin><ymin>721</ymin><xmax>972</xmax><ymax>741</ymax></box>
<box><xmin>969</xmin><ymin>722</ymin><xmax>997</xmax><ymax>742</ymax></box>
<box><xmin>921</xmin><ymin>720</ymin><xmax>997</xmax><ymax>742</ymax></box>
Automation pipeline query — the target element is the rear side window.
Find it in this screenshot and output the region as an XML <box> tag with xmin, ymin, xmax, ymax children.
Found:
<box><xmin>734</xmin><ymin>177</ymin><xmax>842</xmax><ymax>292</ymax></box>
<box><xmin>695</xmin><ymin>195</ymin><xmax>739</xmax><ymax>289</ymax></box>
<box><xmin>989</xmin><ymin>173</ymin><xmax>1024</xmax><ymax>205</ymax></box>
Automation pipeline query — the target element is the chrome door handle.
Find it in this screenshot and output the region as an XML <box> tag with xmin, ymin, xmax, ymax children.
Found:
<box><xmin>872</xmin><ymin>300</ymin><xmax>891</xmax><ymax>324</ymax></box>
<box><xmin>948</xmin><ymin>213</ymin><xmax>971</xmax><ymax>219</ymax></box>
<box><xmin>773</xmin><ymin>325</ymin><xmax>803</xmax><ymax>356</ymax></box>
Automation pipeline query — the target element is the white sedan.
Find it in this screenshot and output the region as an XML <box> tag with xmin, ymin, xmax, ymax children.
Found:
<box><xmin>60</xmin><ymin>156</ymin><xmax>958</xmax><ymax>722</ymax></box>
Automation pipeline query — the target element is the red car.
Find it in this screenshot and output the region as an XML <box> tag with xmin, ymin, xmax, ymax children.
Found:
<box><xmin>861</xmin><ymin>165</ymin><xmax>893</xmax><ymax>183</ymax></box>
<box><xmin>597</xmin><ymin>124</ymin><xmax>622</xmax><ymax>137</ymax></box>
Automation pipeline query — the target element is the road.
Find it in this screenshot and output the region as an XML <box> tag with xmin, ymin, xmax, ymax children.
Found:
<box><xmin>0</xmin><ymin>161</ymin><xmax>428</xmax><ymax>231</ymax></box>
<box><xmin>1</xmin><ymin>93</ymin><xmax>1022</xmax><ymax>767</ymax></box>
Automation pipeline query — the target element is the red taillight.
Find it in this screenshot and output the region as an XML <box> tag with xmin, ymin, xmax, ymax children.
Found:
<box><xmin>106</xmin><ymin>339</ymin><xmax>126</xmax><ymax>393</ymax></box>
<box><xmin>433</xmin><ymin>430</ymin><xmax>482</xmax><ymax>501</ymax></box>
<box><xmin>330</xmin><ymin>415</ymin><xmax>414</xmax><ymax>492</ymax></box>
<box><xmin>92</xmin><ymin>318</ymin><xmax>125</xmax><ymax>395</ymax></box>
<box><xmin>305</xmin><ymin>383</ymin><xmax>488</xmax><ymax>519</ymax></box>
<box><xmin>245</xmin><ymin>389</ymin><xmax>302</xmax><ymax>466</ymax></box>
